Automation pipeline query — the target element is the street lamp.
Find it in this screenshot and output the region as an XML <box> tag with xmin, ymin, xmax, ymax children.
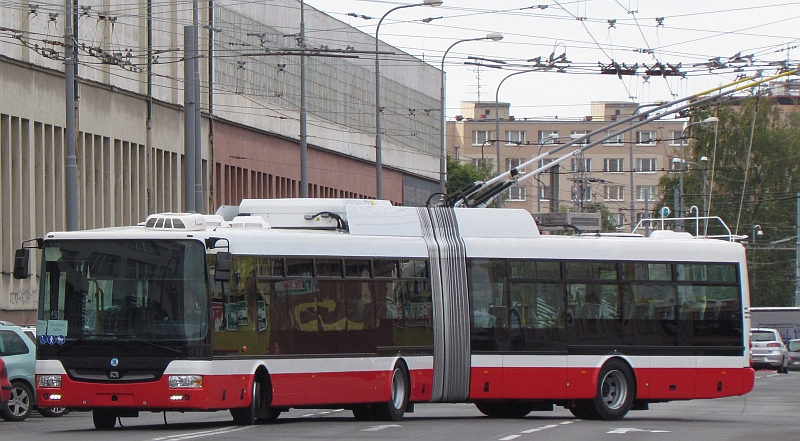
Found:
<box><xmin>375</xmin><ymin>0</ymin><xmax>442</xmax><ymax>200</ymax></box>
<box><xmin>678</xmin><ymin>117</ymin><xmax>719</xmax><ymax>223</ymax></box>
<box><xmin>440</xmin><ymin>32</ymin><xmax>503</xmax><ymax>194</ymax></box>
<box><xmin>751</xmin><ymin>224</ymin><xmax>763</xmax><ymax>242</ymax></box>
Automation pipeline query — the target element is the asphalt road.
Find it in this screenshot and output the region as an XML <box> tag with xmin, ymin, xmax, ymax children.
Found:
<box><xmin>2</xmin><ymin>370</ymin><xmax>794</xmax><ymax>441</ymax></box>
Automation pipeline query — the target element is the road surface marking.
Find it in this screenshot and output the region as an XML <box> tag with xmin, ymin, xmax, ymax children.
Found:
<box><xmin>362</xmin><ymin>424</ymin><xmax>402</xmax><ymax>432</ymax></box>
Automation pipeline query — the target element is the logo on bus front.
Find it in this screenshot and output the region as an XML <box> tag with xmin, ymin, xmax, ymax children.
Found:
<box><xmin>110</xmin><ymin>358</ymin><xmax>119</xmax><ymax>367</ymax></box>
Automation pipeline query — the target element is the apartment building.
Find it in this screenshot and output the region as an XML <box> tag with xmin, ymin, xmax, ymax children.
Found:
<box><xmin>447</xmin><ymin>101</ymin><xmax>687</xmax><ymax>230</ymax></box>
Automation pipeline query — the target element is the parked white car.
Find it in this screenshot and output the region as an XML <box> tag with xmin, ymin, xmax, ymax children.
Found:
<box><xmin>750</xmin><ymin>327</ymin><xmax>789</xmax><ymax>373</ymax></box>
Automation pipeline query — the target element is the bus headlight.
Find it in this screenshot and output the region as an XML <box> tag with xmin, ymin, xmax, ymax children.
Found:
<box><xmin>168</xmin><ymin>375</ymin><xmax>203</xmax><ymax>388</ymax></box>
<box><xmin>38</xmin><ymin>375</ymin><xmax>62</xmax><ymax>388</ymax></box>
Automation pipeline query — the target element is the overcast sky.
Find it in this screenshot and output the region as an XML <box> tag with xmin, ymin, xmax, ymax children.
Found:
<box><xmin>301</xmin><ymin>0</ymin><xmax>800</xmax><ymax>119</ymax></box>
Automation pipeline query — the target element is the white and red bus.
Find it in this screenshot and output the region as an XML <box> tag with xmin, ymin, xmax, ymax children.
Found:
<box><xmin>14</xmin><ymin>199</ymin><xmax>754</xmax><ymax>429</ymax></box>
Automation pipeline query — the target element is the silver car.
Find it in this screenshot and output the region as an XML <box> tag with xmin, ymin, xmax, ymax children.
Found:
<box><xmin>750</xmin><ymin>328</ymin><xmax>789</xmax><ymax>373</ymax></box>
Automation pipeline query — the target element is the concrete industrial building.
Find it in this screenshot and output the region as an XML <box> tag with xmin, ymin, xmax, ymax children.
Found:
<box><xmin>447</xmin><ymin>101</ymin><xmax>688</xmax><ymax>229</ymax></box>
<box><xmin>0</xmin><ymin>0</ymin><xmax>440</xmax><ymax>322</ymax></box>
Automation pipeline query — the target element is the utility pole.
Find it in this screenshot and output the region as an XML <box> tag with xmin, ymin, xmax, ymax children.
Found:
<box><xmin>300</xmin><ymin>0</ymin><xmax>308</xmax><ymax>197</ymax></box>
<box><xmin>64</xmin><ymin>0</ymin><xmax>79</xmax><ymax>231</ymax></box>
<box><xmin>184</xmin><ymin>25</ymin><xmax>197</xmax><ymax>213</ymax></box>
<box><xmin>796</xmin><ymin>192</ymin><xmax>799</xmax><ymax>306</ymax></box>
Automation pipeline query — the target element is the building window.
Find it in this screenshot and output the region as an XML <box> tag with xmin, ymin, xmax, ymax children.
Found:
<box><xmin>605</xmin><ymin>185</ymin><xmax>624</xmax><ymax>201</ymax></box>
<box><xmin>604</xmin><ymin>131</ymin><xmax>624</xmax><ymax>145</ymax></box>
<box><xmin>473</xmin><ymin>130</ymin><xmax>492</xmax><ymax>146</ymax></box>
<box><xmin>571</xmin><ymin>184</ymin><xmax>592</xmax><ymax>202</ymax></box>
<box><xmin>505</xmin><ymin>130</ymin><xmax>526</xmax><ymax>145</ymax></box>
<box><xmin>538</xmin><ymin>130</ymin><xmax>559</xmax><ymax>143</ymax></box>
<box><xmin>508</xmin><ymin>185</ymin><xmax>526</xmax><ymax>201</ymax></box>
<box><xmin>636</xmin><ymin>158</ymin><xmax>657</xmax><ymax>172</ymax></box>
<box><xmin>539</xmin><ymin>184</ymin><xmax>551</xmax><ymax>201</ymax></box>
<box><xmin>571</xmin><ymin>158</ymin><xmax>592</xmax><ymax>172</ymax></box>
<box><xmin>636</xmin><ymin>185</ymin><xmax>659</xmax><ymax>201</ymax></box>
<box><xmin>472</xmin><ymin>158</ymin><xmax>493</xmax><ymax>168</ymax></box>
<box><xmin>609</xmin><ymin>213</ymin><xmax>624</xmax><ymax>228</ymax></box>
<box><xmin>669</xmin><ymin>130</ymin><xmax>686</xmax><ymax>146</ymax></box>
<box><xmin>571</xmin><ymin>130</ymin><xmax>590</xmax><ymax>145</ymax></box>
<box><xmin>604</xmin><ymin>158</ymin><xmax>624</xmax><ymax>173</ymax></box>
<box><xmin>636</xmin><ymin>131</ymin><xmax>657</xmax><ymax>145</ymax></box>
<box><xmin>506</xmin><ymin>158</ymin><xmax>526</xmax><ymax>173</ymax></box>
<box><xmin>538</xmin><ymin>158</ymin><xmax>555</xmax><ymax>168</ymax></box>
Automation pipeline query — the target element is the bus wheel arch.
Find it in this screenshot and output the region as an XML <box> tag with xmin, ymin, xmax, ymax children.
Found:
<box><xmin>589</xmin><ymin>357</ymin><xmax>636</xmax><ymax>420</ymax></box>
<box><xmin>373</xmin><ymin>360</ymin><xmax>410</xmax><ymax>421</ymax></box>
<box><xmin>231</xmin><ymin>365</ymin><xmax>277</xmax><ymax>425</ymax></box>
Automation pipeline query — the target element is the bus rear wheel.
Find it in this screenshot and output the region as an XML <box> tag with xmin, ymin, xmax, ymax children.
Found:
<box><xmin>92</xmin><ymin>409</ymin><xmax>117</xmax><ymax>430</ymax></box>
<box><xmin>585</xmin><ymin>359</ymin><xmax>635</xmax><ymax>421</ymax></box>
<box><xmin>371</xmin><ymin>363</ymin><xmax>409</xmax><ymax>421</ymax></box>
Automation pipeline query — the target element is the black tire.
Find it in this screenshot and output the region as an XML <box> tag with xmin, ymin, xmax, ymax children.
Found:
<box><xmin>372</xmin><ymin>363</ymin><xmax>410</xmax><ymax>421</ymax></box>
<box><xmin>38</xmin><ymin>407</ymin><xmax>69</xmax><ymax>417</ymax></box>
<box><xmin>475</xmin><ymin>402</ymin><xmax>533</xmax><ymax>418</ymax></box>
<box><xmin>1</xmin><ymin>381</ymin><xmax>33</xmax><ymax>422</ymax></box>
<box><xmin>92</xmin><ymin>409</ymin><xmax>117</xmax><ymax>430</ymax></box>
<box><xmin>231</xmin><ymin>381</ymin><xmax>260</xmax><ymax>425</ymax></box>
<box><xmin>568</xmin><ymin>401</ymin><xmax>595</xmax><ymax>419</ymax></box>
<box><xmin>586</xmin><ymin>359</ymin><xmax>635</xmax><ymax>421</ymax></box>
<box><xmin>352</xmin><ymin>405</ymin><xmax>373</xmax><ymax>421</ymax></box>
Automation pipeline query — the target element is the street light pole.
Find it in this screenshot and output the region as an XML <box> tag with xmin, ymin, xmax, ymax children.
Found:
<box><xmin>673</xmin><ymin>156</ymin><xmax>709</xmax><ymax>232</ymax></box>
<box><xmin>536</xmin><ymin>134</ymin><xmax>559</xmax><ymax>213</ymax></box>
<box><xmin>440</xmin><ymin>33</ymin><xmax>502</xmax><ymax>194</ymax></box>
<box><xmin>375</xmin><ymin>0</ymin><xmax>442</xmax><ymax>200</ymax></box>
<box><xmin>494</xmin><ymin>67</ymin><xmax>536</xmax><ymax>208</ymax></box>
<box><xmin>678</xmin><ymin>117</ymin><xmax>719</xmax><ymax>226</ymax></box>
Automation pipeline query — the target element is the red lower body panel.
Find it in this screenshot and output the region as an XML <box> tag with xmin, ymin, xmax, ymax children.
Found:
<box><xmin>469</xmin><ymin>366</ymin><xmax>755</xmax><ymax>401</ymax></box>
<box><xmin>38</xmin><ymin>367</ymin><xmax>436</xmax><ymax>411</ymax></box>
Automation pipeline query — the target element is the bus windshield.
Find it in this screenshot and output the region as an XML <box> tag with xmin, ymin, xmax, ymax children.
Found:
<box><xmin>37</xmin><ymin>239</ymin><xmax>209</xmax><ymax>347</ymax></box>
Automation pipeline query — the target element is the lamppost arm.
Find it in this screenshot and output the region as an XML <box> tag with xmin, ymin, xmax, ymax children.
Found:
<box><xmin>495</xmin><ymin>68</ymin><xmax>537</xmax><ymax>207</ymax></box>
<box><xmin>375</xmin><ymin>0</ymin><xmax>442</xmax><ymax>200</ymax></box>
<box><xmin>440</xmin><ymin>32</ymin><xmax>502</xmax><ymax>194</ymax></box>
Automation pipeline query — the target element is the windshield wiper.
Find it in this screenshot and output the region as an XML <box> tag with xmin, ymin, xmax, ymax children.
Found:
<box><xmin>114</xmin><ymin>336</ymin><xmax>183</xmax><ymax>355</ymax></box>
<box><xmin>52</xmin><ymin>334</ymin><xmax>109</xmax><ymax>355</ymax></box>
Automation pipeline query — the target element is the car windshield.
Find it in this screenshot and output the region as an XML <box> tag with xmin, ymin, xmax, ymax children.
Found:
<box><xmin>751</xmin><ymin>331</ymin><xmax>779</xmax><ymax>342</ymax></box>
<box><xmin>788</xmin><ymin>341</ymin><xmax>800</xmax><ymax>352</ymax></box>
<box><xmin>38</xmin><ymin>239</ymin><xmax>209</xmax><ymax>343</ymax></box>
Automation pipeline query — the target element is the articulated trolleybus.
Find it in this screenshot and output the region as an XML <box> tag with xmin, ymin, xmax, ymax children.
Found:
<box><xmin>13</xmin><ymin>199</ymin><xmax>754</xmax><ymax>429</ymax></box>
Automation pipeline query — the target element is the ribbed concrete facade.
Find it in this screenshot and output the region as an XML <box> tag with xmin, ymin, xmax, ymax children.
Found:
<box><xmin>0</xmin><ymin>0</ymin><xmax>440</xmax><ymax>322</ymax></box>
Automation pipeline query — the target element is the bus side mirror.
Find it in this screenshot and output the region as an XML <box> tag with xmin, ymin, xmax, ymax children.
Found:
<box><xmin>215</xmin><ymin>252</ymin><xmax>232</xmax><ymax>282</ymax></box>
<box><xmin>13</xmin><ymin>248</ymin><xmax>30</xmax><ymax>280</ymax></box>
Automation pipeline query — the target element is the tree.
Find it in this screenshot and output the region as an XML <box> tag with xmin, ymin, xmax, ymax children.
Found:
<box><xmin>446</xmin><ymin>156</ymin><xmax>494</xmax><ymax>195</ymax></box>
<box><xmin>657</xmin><ymin>96</ymin><xmax>800</xmax><ymax>306</ymax></box>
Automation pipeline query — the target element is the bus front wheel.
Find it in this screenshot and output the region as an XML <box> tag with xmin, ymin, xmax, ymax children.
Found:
<box><xmin>92</xmin><ymin>409</ymin><xmax>117</xmax><ymax>430</ymax></box>
<box><xmin>231</xmin><ymin>380</ymin><xmax>261</xmax><ymax>425</ymax></box>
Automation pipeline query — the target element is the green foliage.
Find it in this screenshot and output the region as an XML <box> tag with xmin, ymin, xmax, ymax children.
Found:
<box><xmin>657</xmin><ymin>97</ymin><xmax>800</xmax><ymax>306</ymax></box>
<box><xmin>445</xmin><ymin>156</ymin><xmax>494</xmax><ymax>195</ymax></box>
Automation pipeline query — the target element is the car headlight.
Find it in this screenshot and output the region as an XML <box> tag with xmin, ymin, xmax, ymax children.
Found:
<box><xmin>38</xmin><ymin>375</ymin><xmax>62</xmax><ymax>388</ymax></box>
<box><xmin>169</xmin><ymin>375</ymin><xmax>203</xmax><ymax>388</ymax></box>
